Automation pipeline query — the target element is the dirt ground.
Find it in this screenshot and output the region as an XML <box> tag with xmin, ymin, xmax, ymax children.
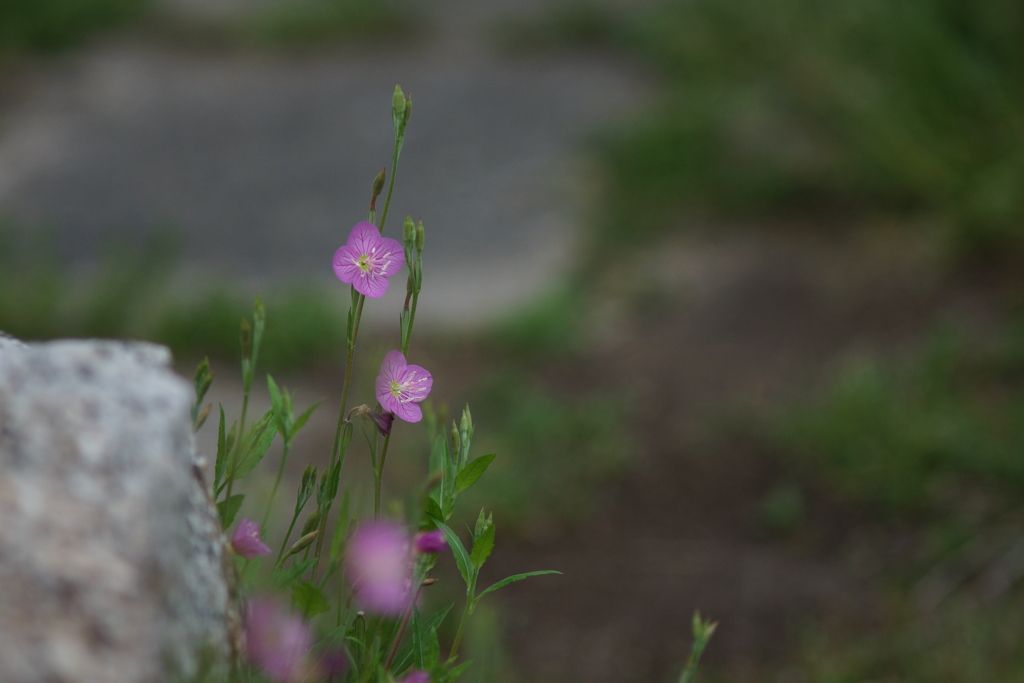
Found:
<box><xmin>470</xmin><ymin>228</ymin><xmax>1015</xmax><ymax>683</ymax></box>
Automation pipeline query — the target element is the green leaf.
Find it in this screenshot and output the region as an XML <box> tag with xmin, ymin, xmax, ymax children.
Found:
<box><xmin>476</xmin><ymin>571</ymin><xmax>561</xmax><ymax>602</ymax></box>
<box><xmin>454</xmin><ymin>453</ymin><xmax>496</xmax><ymax>494</ymax></box>
<box><xmin>233</xmin><ymin>411</ymin><xmax>278</xmax><ymax>479</ymax></box>
<box><xmin>293</xmin><ymin>581</ymin><xmax>330</xmax><ymax>618</ymax></box>
<box><xmin>214</xmin><ymin>406</ymin><xmax>227</xmax><ymax>490</ymax></box>
<box><xmin>430</xmin><ymin>518</ymin><xmax>473</xmax><ymax>588</ymax></box>
<box><xmin>411</xmin><ymin>607</ymin><xmax>440</xmax><ymax>670</ymax></box>
<box><xmin>429</xmin><ymin>433</ymin><xmax>446</xmax><ymax>478</ymax></box>
<box><xmin>217</xmin><ymin>494</ymin><xmax>244</xmax><ymax>528</ymax></box>
<box><xmin>292</xmin><ymin>399</ymin><xmax>322</xmax><ymax>437</ymax></box>
<box><xmin>267</xmin><ymin>374</ymin><xmax>287</xmax><ymax>437</ymax></box>
<box><xmin>392</xmin><ymin>603</ymin><xmax>453</xmax><ymax>675</ymax></box>
<box><xmin>470</xmin><ymin>523</ymin><xmax>495</xmax><ymax>569</ymax></box>
<box><xmin>271</xmin><ymin>559</ymin><xmax>316</xmax><ymax>589</ymax></box>
<box><xmin>421</xmin><ymin>497</ymin><xmax>443</xmax><ymax>530</ymax></box>
<box><xmin>447</xmin><ymin>659</ymin><xmax>474</xmax><ymax>681</ymax></box>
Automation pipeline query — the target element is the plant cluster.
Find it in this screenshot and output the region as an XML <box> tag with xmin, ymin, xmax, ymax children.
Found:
<box><xmin>188</xmin><ymin>87</ymin><xmax>715</xmax><ymax>683</ymax></box>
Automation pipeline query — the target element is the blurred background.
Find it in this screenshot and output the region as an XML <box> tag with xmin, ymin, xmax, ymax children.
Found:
<box><xmin>2</xmin><ymin>0</ymin><xmax>1024</xmax><ymax>681</ymax></box>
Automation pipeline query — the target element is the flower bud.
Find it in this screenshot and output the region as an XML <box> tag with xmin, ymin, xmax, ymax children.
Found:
<box><xmin>414</xmin><ymin>530</ymin><xmax>448</xmax><ymax>555</ymax></box>
<box><xmin>284</xmin><ymin>530</ymin><xmax>318</xmax><ymax>558</ymax></box>
<box><xmin>392</xmin><ymin>84</ymin><xmax>406</xmax><ymax>117</ymax></box>
<box><xmin>403</xmin><ymin>92</ymin><xmax>412</xmax><ymax>126</ymax></box>
<box><xmin>371</xmin><ymin>168</ymin><xmax>386</xmax><ymax>198</ymax></box>
<box><xmin>415</xmin><ymin>219</ymin><xmax>424</xmax><ymax>253</ymax></box>
<box><xmin>300</xmin><ymin>508</ymin><xmax>320</xmax><ymax>536</ymax></box>
<box><xmin>403</xmin><ymin>214</ymin><xmax>415</xmax><ymax>245</ymax></box>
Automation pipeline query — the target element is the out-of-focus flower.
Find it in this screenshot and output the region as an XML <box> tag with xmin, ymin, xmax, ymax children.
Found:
<box><xmin>232</xmin><ymin>518</ymin><xmax>271</xmax><ymax>559</ymax></box>
<box><xmin>375</xmin><ymin>350</ymin><xmax>433</xmax><ymax>423</ymax></box>
<box><xmin>333</xmin><ymin>221</ymin><xmax>403</xmax><ymax>298</ymax></box>
<box><xmin>346</xmin><ymin>522</ymin><xmax>412</xmax><ymax>615</ymax></box>
<box><xmin>318</xmin><ymin>650</ymin><xmax>349</xmax><ymax>680</ymax></box>
<box><xmin>245</xmin><ymin>599</ymin><xmax>314</xmax><ymax>683</ymax></box>
<box><xmin>401</xmin><ymin>670</ymin><xmax>431</xmax><ymax>683</ymax></box>
<box><xmin>413</xmin><ymin>530</ymin><xmax>448</xmax><ymax>555</ymax></box>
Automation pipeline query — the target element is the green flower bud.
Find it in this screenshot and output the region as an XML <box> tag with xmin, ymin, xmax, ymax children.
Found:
<box><xmin>392</xmin><ymin>84</ymin><xmax>406</xmax><ymax>116</ymax></box>
<box><xmin>416</xmin><ymin>219</ymin><xmax>424</xmax><ymax>253</ymax></box>
<box><xmin>403</xmin><ymin>214</ymin><xmax>416</xmax><ymax>245</ymax></box>
<box><xmin>284</xmin><ymin>530</ymin><xmax>318</xmax><ymax>558</ymax></box>
<box><xmin>403</xmin><ymin>92</ymin><xmax>412</xmax><ymax>126</ymax></box>
<box><xmin>300</xmin><ymin>507</ymin><xmax>320</xmax><ymax>536</ymax></box>
<box><xmin>371</xmin><ymin>167</ymin><xmax>386</xmax><ymax>198</ymax></box>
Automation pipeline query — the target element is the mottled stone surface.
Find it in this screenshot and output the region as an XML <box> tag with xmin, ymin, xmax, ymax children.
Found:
<box><xmin>0</xmin><ymin>337</ymin><xmax>230</xmax><ymax>682</ymax></box>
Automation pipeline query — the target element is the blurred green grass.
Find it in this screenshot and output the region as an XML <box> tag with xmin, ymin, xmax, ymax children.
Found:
<box><xmin>779</xmin><ymin>327</ymin><xmax>1024</xmax><ymax>514</ymax></box>
<box><xmin>0</xmin><ymin>0</ymin><xmax>148</xmax><ymax>55</ymax></box>
<box><xmin>0</xmin><ymin>0</ymin><xmax>411</xmax><ymax>60</ymax></box>
<box><xmin>511</xmin><ymin>0</ymin><xmax>1024</xmax><ymax>258</ymax></box>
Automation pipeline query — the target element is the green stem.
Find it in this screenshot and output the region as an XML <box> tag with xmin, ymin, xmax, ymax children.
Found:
<box><xmin>377</xmin><ymin>139</ymin><xmax>402</xmax><ymax>233</ymax></box>
<box><xmin>374</xmin><ymin>432</ymin><xmax>393</xmax><ymax>520</ymax></box>
<box><xmin>275</xmin><ymin>506</ymin><xmax>302</xmax><ymax>567</ymax></box>
<box><xmin>223</xmin><ymin>384</ymin><xmax>250</xmax><ymax>503</ymax></box>
<box><xmin>261</xmin><ymin>440</ymin><xmax>291</xmax><ymax>530</ymax></box>
<box><xmin>384</xmin><ymin>583</ymin><xmax>423</xmax><ymax>670</ymax></box>
<box><xmin>446</xmin><ymin>588</ymin><xmax>475</xmax><ymax>664</ymax></box>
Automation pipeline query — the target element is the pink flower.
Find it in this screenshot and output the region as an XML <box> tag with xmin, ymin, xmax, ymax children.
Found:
<box><xmin>375</xmin><ymin>351</ymin><xmax>433</xmax><ymax>423</ymax></box>
<box><xmin>346</xmin><ymin>522</ymin><xmax>412</xmax><ymax>615</ymax></box>
<box><xmin>401</xmin><ymin>671</ymin><xmax>431</xmax><ymax>683</ymax></box>
<box><xmin>232</xmin><ymin>518</ymin><xmax>271</xmax><ymax>559</ymax></box>
<box><xmin>333</xmin><ymin>221</ymin><xmax>403</xmax><ymax>298</ymax></box>
<box><xmin>414</xmin><ymin>530</ymin><xmax>448</xmax><ymax>555</ymax></box>
<box><xmin>245</xmin><ymin>599</ymin><xmax>314</xmax><ymax>682</ymax></box>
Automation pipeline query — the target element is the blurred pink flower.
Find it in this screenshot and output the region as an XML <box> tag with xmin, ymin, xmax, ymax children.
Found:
<box><xmin>413</xmin><ymin>530</ymin><xmax>448</xmax><ymax>555</ymax></box>
<box><xmin>401</xmin><ymin>671</ymin><xmax>431</xmax><ymax>683</ymax></box>
<box><xmin>375</xmin><ymin>351</ymin><xmax>433</xmax><ymax>423</ymax></box>
<box><xmin>245</xmin><ymin>599</ymin><xmax>314</xmax><ymax>682</ymax></box>
<box><xmin>318</xmin><ymin>650</ymin><xmax>349</xmax><ymax>680</ymax></box>
<box><xmin>333</xmin><ymin>221</ymin><xmax>403</xmax><ymax>298</ymax></box>
<box><xmin>232</xmin><ymin>518</ymin><xmax>271</xmax><ymax>559</ymax></box>
<box><xmin>346</xmin><ymin>522</ymin><xmax>412</xmax><ymax>615</ymax></box>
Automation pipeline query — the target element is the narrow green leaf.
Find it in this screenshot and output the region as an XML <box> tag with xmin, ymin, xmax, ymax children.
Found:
<box><xmin>271</xmin><ymin>559</ymin><xmax>316</xmax><ymax>589</ymax></box>
<box><xmin>421</xmin><ymin>497</ymin><xmax>443</xmax><ymax>530</ymax></box>
<box><xmin>217</xmin><ymin>494</ymin><xmax>245</xmax><ymax>528</ymax></box>
<box><xmin>447</xmin><ymin>659</ymin><xmax>474</xmax><ymax>681</ymax></box>
<box><xmin>214</xmin><ymin>406</ymin><xmax>227</xmax><ymax>490</ymax></box>
<box><xmin>430</xmin><ymin>518</ymin><xmax>473</xmax><ymax>588</ymax></box>
<box><xmin>293</xmin><ymin>581</ymin><xmax>330</xmax><ymax>617</ymax></box>
<box><xmin>233</xmin><ymin>411</ymin><xmax>278</xmax><ymax>479</ymax></box>
<box><xmin>392</xmin><ymin>603</ymin><xmax>453</xmax><ymax>675</ymax></box>
<box><xmin>470</xmin><ymin>523</ymin><xmax>495</xmax><ymax>569</ymax></box>
<box><xmin>476</xmin><ymin>571</ymin><xmax>561</xmax><ymax>602</ymax></box>
<box><xmin>292</xmin><ymin>399</ymin><xmax>323</xmax><ymax>437</ymax></box>
<box><xmin>454</xmin><ymin>453</ymin><xmax>496</xmax><ymax>494</ymax></box>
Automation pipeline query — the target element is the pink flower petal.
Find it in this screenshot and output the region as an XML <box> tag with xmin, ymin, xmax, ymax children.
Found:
<box><xmin>346</xmin><ymin>221</ymin><xmax>382</xmax><ymax>252</ymax></box>
<box><xmin>346</xmin><ymin>522</ymin><xmax>412</xmax><ymax>615</ymax></box>
<box><xmin>394</xmin><ymin>401</ymin><xmax>423</xmax><ymax>423</ymax></box>
<box><xmin>232</xmin><ymin>518</ymin><xmax>272</xmax><ymax>559</ymax></box>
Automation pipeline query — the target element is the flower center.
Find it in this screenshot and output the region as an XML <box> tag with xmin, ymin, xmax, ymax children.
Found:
<box><xmin>357</xmin><ymin>254</ymin><xmax>372</xmax><ymax>273</ymax></box>
<box><xmin>389</xmin><ymin>380</ymin><xmax>403</xmax><ymax>398</ymax></box>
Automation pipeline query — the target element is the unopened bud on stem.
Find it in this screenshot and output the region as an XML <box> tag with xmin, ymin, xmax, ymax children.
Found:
<box><xmin>403</xmin><ymin>214</ymin><xmax>415</xmax><ymax>245</ymax></box>
<box><xmin>284</xmin><ymin>530</ymin><xmax>318</xmax><ymax>559</ymax></box>
<box><xmin>392</xmin><ymin>84</ymin><xmax>406</xmax><ymax>117</ymax></box>
<box><xmin>416</xmin><ymin>219</ymin><xmax>424</xmax><ymax>253</ymax></box>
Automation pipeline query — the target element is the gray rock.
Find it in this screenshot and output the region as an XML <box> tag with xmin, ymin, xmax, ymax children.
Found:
<box><xmin>0</xmin><ymin>338</ymin><xmax>231</xmax><ymax>682</ymax></box>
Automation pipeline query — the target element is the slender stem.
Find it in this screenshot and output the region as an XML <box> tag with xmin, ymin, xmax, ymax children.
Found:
<box><xmin>446</xmin><ymin>588</ymin><xmax>475</xmax><ymax>664</ymax></box>
<box><xmin>275</xmin><ymin>507</ymin><xmax>302</xmax><ymax>566</ymax></box>
<box><xmin>384</xmin><ymin>584</ymin><xmax>423</xmax><ymax>670</ymax></box>
<box><xmin>374</xmin><ymin>432</ymin><xmax>393</xmax><ymax>520</ymax></box>
<box><xmin>261</xmin><ymin>440</ymin><xmax>291</xmax><ymax>530</ymax></box>
<box><xmin>332</xmin><ymin>294</ymin><xmax>365</xmax><ymax>465</ymax></box>
<box><xmin>311</xmin><ymin>294</ymin><xmax>365</xmax><ymax>581</ymax></box>
<box><xmin>378</xmin><ymin>141</ymin><xmax>401</xmax><ymax>233</ymax></box>
<box><xmin>402</xmin><ymin>291</ymin><xmax>419</xmax><ymax>356</ymax></box>
<box><xmin>223</xmin><ymin>387</ymin><xmax>250</xmax><ymax>503</ymax></box>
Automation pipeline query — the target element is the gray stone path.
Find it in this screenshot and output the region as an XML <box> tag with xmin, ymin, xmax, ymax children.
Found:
<box><xmin>0</xmin><ymin>0</ymin><xmax>650</xmax><ymax>327</ymax></box>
